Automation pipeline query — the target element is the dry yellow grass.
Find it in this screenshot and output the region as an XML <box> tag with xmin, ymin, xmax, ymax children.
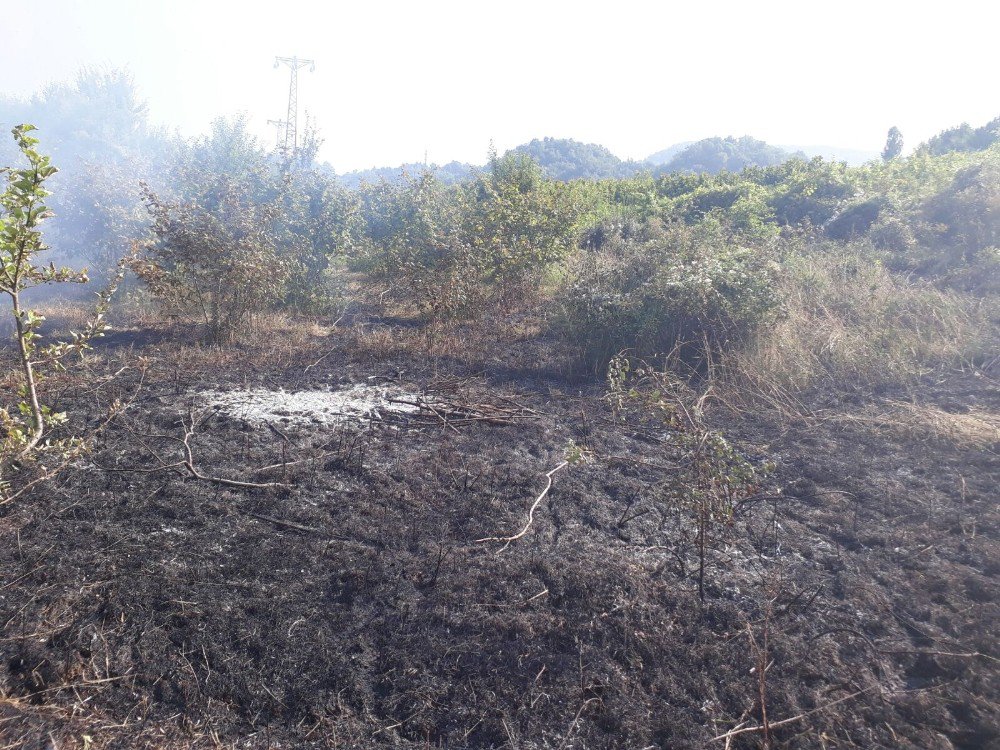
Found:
<box><xmin>831</xmin><ymin>400</ymin><xmax>1000</xmax><ymax>449</ymax></box>
<box><xmin>725</xmin><ymin>251</ymin><xmax>997</xmax><ymax>399</ymax></box>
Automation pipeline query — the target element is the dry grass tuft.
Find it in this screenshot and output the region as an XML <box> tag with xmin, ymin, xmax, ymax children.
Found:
<box><xmin>833</xmin><ymin>400</ymin><xmax>1000</xmax><ymax>449</ymax></box>
<box><xmin>724</xmin><ymin>251</ymin><xmax>998</xmax><ymax>402</ymax></box>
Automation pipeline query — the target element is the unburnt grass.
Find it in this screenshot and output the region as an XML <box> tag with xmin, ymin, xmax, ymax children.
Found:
<box><xmin>0</xmin><ymin>312</ymin><xmax>997</xmax><ymax>749</ymax></box>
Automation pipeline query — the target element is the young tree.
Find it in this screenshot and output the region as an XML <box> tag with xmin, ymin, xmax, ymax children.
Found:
<box><xmin>466</xmin><ymin>150</ymin><xmax>580</xmax><ymax>297</ymax></box>
<box><xmin>1</xmin><ymin>125</ymin><xmax>124</xmax><ymax>498</ymax></box>
<box><xmin>134</xmin><ymin>118</ymin><xmax>292</xmax><ymax>342</ymax></box>
<box><xmin>882</xmin><ymin>126</ymin><xmax>904</xmax><ymax>162</ymax></box>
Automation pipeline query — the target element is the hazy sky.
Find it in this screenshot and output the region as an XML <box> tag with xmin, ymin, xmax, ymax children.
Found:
<box><xmin>3</xmin><ymin>0</ymin><xmax>997</xmax><ymax>171</ymax></box>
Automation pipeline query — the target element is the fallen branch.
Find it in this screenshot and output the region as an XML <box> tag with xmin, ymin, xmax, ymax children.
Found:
<box><xmin>175</xmin><ymin>409</ymin><xmax>287</xmax><ymax>489</ymax></box>
<box><xmin>244</xmin><ymin>512</ymin><xmax>318</xmax><ymax>533</ymax></box>
<box><xmin>99</xmin><ymin>409</ymin><xmax>287</xmax><ymax>490</ymax></box>
<box><xmin>711</xmin><ymin>687</ymin><xmax>874</xmax><ymax>742</ymax></box>
<box><xmin>476</xmin><ymin>461</ymin><xmax>569</xmax><ymax>551</ymax></box>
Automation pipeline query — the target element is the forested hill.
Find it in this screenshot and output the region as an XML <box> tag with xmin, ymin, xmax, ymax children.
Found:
<box><xmin>333</xmin><ymin>120</ymin><xmax>1000</xmax><ymax>189</ymax></box>
<box><xmin>336</xmin><ymin>136</ymin><xmax>808</xmax><ymax>187</ymax></box>
<box><xmin>507</xmin><ymin>137</ymin><xmax>645</xmax><ymax>180</ymax></box>
<box><xmin>656</xmin><ymin>136</ymin><xmax>803</xmax><ymax>174</ymax></box>
<box><xmin>646</xmin><ymin>141</ymin><xmax>693</xmax><ymax>165</ymax></box>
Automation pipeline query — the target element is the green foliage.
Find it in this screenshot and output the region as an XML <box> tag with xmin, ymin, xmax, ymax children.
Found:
<box><xmin>278</xmin><ymin>168</ymin><xmax>361</xmax><ymax>312</ymax></box>
<box><xmin>0</xmin><ymin>68</ymin><xmax>174</xmax><ymax>283</ymax></box>
<box><xmin>468</xmin><ymin>151</ymin><xmax>581</xmax><ymax>292</ymax></box>
<box><xmin>357</xmin><ymin>152</ymin><xmax>581</xmax><ymax>317</ymax></box>
<box><xmin>508</xmin><ymin>137</ymin><xmax>643</xmax><ymax>181</ymax></box>
<box><xmin>136</xmin><ymin>178</ymin><xmax>289</xmax><ymax>344</ymax></box>
<box><xmin>924</xmin><ymin>116</ymin><xmax>1000</xmax><ymax>155</ymax></box>
<box><xmin>557</xmin><ymin>220</ymin><xmax>781</xmax><ymax>368</ymax></box>
<box><xmin>921</xmin><ymin>160</ymin><xmax>999</xmax><ymax>261</ymax></box>
<box><xmin>338</xmin><ymin>160</ymin><xmax>474</xmax><ymax>191</ymax></box>
<box><xmin>882</xmin><ymin>126</ymin><xmax>904</xmax><ymax>162</ymax></box>
<box><xmin>606</xmin><ymin>356</ymin><xmax>768</xmax><ymax>599</ymax></box>
<box><xmin>1</xmin><ymin>126</ymin><xmax>125</xmax><ymax>498</ymax></box>
<box><xmin>135</xmin><ymin>117</ymin><xmax>361</xmax><ymax>333</ymax></box>
<box><xmin>356</xmin><ymin>170</ymin><xmax>478</xmax><ymax>317</ymax></box>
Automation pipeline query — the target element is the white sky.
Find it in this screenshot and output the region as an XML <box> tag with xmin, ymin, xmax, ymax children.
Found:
<box><xmin>3</xmin><ymin>0</ymin><xmax>997</xmax><ymax>172</ymax></box>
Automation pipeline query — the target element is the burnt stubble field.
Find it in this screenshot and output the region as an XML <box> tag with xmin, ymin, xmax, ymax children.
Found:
<box><xmin>1</xmin><ymin>312</ymin><xmax>996</xmax><ymax>749</ymax></box>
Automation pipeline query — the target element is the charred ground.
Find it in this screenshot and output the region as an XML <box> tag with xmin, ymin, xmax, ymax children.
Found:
<box><xmin>0</xmin><ymin>314</ymin><xmax>997</xmax><ymax>749</ymax></box>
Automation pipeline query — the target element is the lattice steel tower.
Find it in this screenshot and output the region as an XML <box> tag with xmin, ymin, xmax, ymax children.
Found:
<box><xmin>266</xmin><ymin>119</ymin><xmax>288</xmax><ymax>149</ymax></box>
<box><xmin>273</xmin><ymin>56</ymin><xmax>315</xmax><ymax>152</ymax></box>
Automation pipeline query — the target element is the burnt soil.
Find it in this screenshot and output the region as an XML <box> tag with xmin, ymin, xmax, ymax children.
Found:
<box><xmin>1</xmin><ymin>319</ymin><xmax>997</xmax><ymax>749</ymax></box>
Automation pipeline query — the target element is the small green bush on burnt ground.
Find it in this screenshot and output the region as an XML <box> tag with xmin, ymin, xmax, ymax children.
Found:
<box><xmin>355</xmin><ymin>151</ymin><xmax>580</xmax><ymax>319</ymax></box>
<box><xmin>606</xmin><ymin>355</ymin><xmax>770</xmax><ymax>600</ymax></box>
<box><xmin>556</xmin><ymin>219</ymin><xmax>781</xmax><ymax>369</ymax></box>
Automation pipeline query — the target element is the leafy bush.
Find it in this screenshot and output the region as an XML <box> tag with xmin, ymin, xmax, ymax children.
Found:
<box><xmin>356</xmin><ymin>171</ymin><xmax>479</xmax><ymax>317</ymax></box>
<box><xmin>824</xmin><ymin>198</ymin><xmax>884</xmax><ymax>240</ymax></box>
<box><xmin>921</xmin><ymin>160</ymin><xmax>999</xmax><ymax>261</ymax></box>
<box><xmin>278</xmin><ymin>168</ymin><xmax>361</xmax><ymax>312</ymax></box>
<box><xmin>557</xmin><ymin>220</ymin><xmax>781</xmax><ymax>368</ymax></box>
<box><xmin>466</xmin><ymin>151</ymin><xmax>580</xmax><ymax>297</ymax></box>
<box><xmin>135</xmin><ymin>179</ymin><xmax>289</xmax><ymax>343</ymax></box>
<box><xmin>134</xmin><ymin>117</ymin><xmax>360</xmax><ymax>336</ymax></box>
<box><xmin>357</xmin><ymin>152</ymin><xmax>580</xmax><ymax>318</ymax></box>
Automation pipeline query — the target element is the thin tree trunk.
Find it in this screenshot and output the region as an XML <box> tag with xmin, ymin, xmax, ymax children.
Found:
<box><xmin>10</xmin><ymin>291</ymin><xmax>45</xmax><ymax>456</ymax></box>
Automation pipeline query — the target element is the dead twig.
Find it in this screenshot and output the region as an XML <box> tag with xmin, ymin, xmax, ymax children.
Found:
<box><xmin>711</xmin><ymin>687</ymin><xmax>876</xmax><ymax>743</ymax></box>
<box><xmin>476</xmin><ymin>461</ymin><xmax>569</xmax><ymax>551</ymax></box>
<box><xmin>556</xmin><ymin>697</ymin><xmax>601</xmax><ymax>750</ymax></box>
<box><xmin>98</xmin><ymin>408</ymin><xmax>287</xmax><ymax>490</ymax></box>
<box><xmin>244</xmin><ymin>512</ymin><xmax>318</xmax><ymax>533</ymax></box>
<box><xmin>175</xmin><ymin>409</ymin><xmax>287</xmax><ymax>489</ymax></box>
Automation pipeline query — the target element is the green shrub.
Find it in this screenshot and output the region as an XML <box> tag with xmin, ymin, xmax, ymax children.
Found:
<box><xmin>135</xmin><ymin>176</ymin><xmax>290</xmax><ymax>344</ymax></box>
<box><xmin>557</xmin><ymin>219</ymin><xmax>780</xmax><ymax>368</ymax></box>
<box><xmin>355</xmin><ymin>171</ymin><xmax>480</xmax><ymax>317</ymax></box>
<box><xmin>356</xmin><ymin>153</ymin><xmax>581</xmax><ymax>318</ymax></box>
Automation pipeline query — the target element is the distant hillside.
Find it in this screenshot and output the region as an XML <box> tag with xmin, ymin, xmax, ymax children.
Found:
<box><xmin>507</xmin><ymin>137</ymin><xmax>645</xmax><ymax>181</ymax></box>
<box><xmin>779</xmin><ymin>144</ymin><xmax>878</xmax><ymax>165</ymax></box>
<box><xmin>923</xmin><ymin>116</ymin><xmax>1000</xmax><ymax>155</ymax></box>
<box><xmin>658</xmin><ymin>137</ymin><xmax>801</xmax><ymax>174</ymax></box>
<box><xmin>337</xmin><ymin>160</ymin><xmax>475</xmax><ymax>190</ymax></box>
<box><xmin>646</xmin><ymin>141</ymin><xmax>693</xmax><ymax>166</ymax></box>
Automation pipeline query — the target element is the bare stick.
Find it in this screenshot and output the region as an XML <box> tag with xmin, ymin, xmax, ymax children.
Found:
<box><xmin>245</xmin><ymin>512</ymin><xmax>318</xmax><ymax>533</ymax></box>
<box><xmin>476</xmin><ymin>461</ymin><xmax>569</xmax><ymax>551</ymax></box>
<box><xmin>711</xmin><ymin>687</ymin><xmax>874</xmax><ymax>742</ymax></box>
<box><xmin>556</xmin><ymin>697</ymin><xmax>600</xmax><ymax>750</ymax></box>
<box><xmin>178</xmin><ymin>411</ymin><xmax>286</xmax><ymax>489</ymax></box>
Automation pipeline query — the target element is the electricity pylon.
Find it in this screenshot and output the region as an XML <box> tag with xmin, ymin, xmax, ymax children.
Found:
<box><xmin>273</xmin><ymin>56</ymin><xmax>315</xmax><ymax>152</ymax></box>
<box><xmin>266</xmin><ymin>119</ymin><xmax>288</xmax><ymax>149</ymax></box>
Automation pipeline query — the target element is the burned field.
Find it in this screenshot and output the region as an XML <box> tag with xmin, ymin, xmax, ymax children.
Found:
<box><xmin>0</xmin><ymin>321</ymin><xmax>997</xmax><ymax>749</ymax></box>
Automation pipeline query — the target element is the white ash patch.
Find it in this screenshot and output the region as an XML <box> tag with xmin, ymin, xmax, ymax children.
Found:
<box><xmin>201</xmin><ymin>384</ymin><xmax>421</xmax><ymax>426</ymax></box>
